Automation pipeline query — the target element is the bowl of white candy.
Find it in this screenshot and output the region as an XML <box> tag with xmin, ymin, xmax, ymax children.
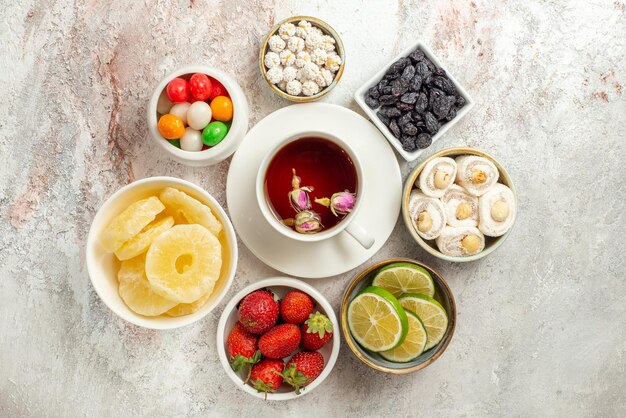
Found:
<box><xmin>260</xmin><ymin>16</ymin><xmax>345</xmax><ymax>102</ymax></box>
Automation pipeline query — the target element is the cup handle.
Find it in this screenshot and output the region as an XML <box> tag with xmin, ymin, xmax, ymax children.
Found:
<box><xmin>345</xmin><ymin>221</ymin><xmax>375</xmax><ymax>249</ymax></box>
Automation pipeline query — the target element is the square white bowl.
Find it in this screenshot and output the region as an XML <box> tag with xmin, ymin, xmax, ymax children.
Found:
<box><xmin>354</xmin><ymin>40</ymin><xmax>474</xmax><ymax>162</ymax></box>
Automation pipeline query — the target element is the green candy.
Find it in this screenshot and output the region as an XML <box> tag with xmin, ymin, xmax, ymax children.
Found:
<box><xmin>168</xmin><ymin>139</ymin><xmax>181</xmax><ymax>148</ymax></box>
<box><xmin>202</xmin><ymin>121</ymin><xmax>228</xmax><ymax>146</ymax></box>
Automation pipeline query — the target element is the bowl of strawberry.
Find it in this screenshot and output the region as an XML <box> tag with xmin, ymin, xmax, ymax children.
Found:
<box><xmin>216</xmin><ymin>277</ymin><xmax>339</xmax><ymax>401</ymax></box>
<box><xmin>148</xmin><ymin>65</ymin><xmax>249</xmax><ymax>167</ymax></box>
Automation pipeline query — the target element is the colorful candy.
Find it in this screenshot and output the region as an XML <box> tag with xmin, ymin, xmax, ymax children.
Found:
<box><xmin>158</xmin><ymin>114</ymin><xmax>185</xmax><ymax>139</ymax></box>
<box><xmin>157</xmin><ymin>73</ymin><xmax>234</xmax><ymax>151</ymax></box>
<box><xmin>189</xmin><ymin>73</ymin><xmax>212</xmax><ymax>101</ymax></box>
<box><xmin>187</xmin><ymin>101</ymin><xmax>213</xmax><ymax>130</ymax></box>
<box><xmin>169</xmin><ymin>102</ymin><xmax>191</xmax><ymax>126</ymax></box>
<box><xmin>210</xmin><ymin>96</ymin><xmax>233</xmax><ymax>122</ymax></box>
<box><xmin>166</xmin><ymin>78</ymin><xmax>190</xmax><ymax>103</ymax></box>
<box><xmin>180</xmin><ymin>127</ymin><xmax>204</xmax><ymax>151</ymax></box>
<box><xmin>202</xmin><ymin>121</ymin><xmax>228</xmax><ymax>146</ymax></box>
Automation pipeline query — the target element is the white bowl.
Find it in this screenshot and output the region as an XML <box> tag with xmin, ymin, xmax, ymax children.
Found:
<box><xmin>147</xmin><ymin>65</ymin><xmax>249</xmax><ymax>167</ymax></box>
<box><xmin>354</xmin><ymin>40</ymin><xmax>474</xmax><ymax>162</ymax></box>
<box><xmin>216</xmin><ymin>277</ymin><xmax>340</xmax><ymax>401</ymax></box>
<box><xmin>86</xmin><ymin>176</ymin><xmax>238</xmax><ymax>329</ymax></box>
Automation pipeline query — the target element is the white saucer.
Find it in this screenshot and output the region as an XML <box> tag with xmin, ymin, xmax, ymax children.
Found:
<box><xmin>226</xmin><ymin>103</ymin><xmax>402</xmax><ymax>278</ymax></box>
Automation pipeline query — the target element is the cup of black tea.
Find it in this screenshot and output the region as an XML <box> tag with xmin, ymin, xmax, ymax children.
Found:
<box><xmin>256</xmin><ymin>131</ymin><xmax>374</xmax><ymax>249</ymax></box>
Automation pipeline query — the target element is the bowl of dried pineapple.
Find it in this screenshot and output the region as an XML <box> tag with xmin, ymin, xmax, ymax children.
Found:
<box><xmin>86</xmin><ymin>177</ymin><xmax>238</xmax><ymax>329</ymax></box>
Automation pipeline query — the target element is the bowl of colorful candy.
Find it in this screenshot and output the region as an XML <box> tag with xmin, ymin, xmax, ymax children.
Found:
<box><xmin>148</xmin><ymin>65</ymin><xmax>249</xmax><ymax>167</ymax></box>
<box><xmin>260</xmin><ymin>16</ymin><xmax>345</xmax><ymax>102</ymax></box>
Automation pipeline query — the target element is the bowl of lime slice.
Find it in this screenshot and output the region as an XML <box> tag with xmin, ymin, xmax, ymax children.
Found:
<box><xmin>340</xmin><ymin>258</ymin><xmax>456</xmax><ymax>374</ymax></box>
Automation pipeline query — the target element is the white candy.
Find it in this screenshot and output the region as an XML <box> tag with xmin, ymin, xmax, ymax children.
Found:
<box><xmin>287</xmin><ymin>36</ymin><xmax>305</xmax><ymax>52</ymax></box>
<box><xmin>169</xmin><ymin>102</ymin><xmax>191</xmax><ymax>126</ymax></box>
<box><xmin>295</xmin><ymin>26</ymin><xmax>308</xmax><ymax>38</ymax></box>
<box><xmin>301</xmin><ymin>62</ymin><xmax>320</xmax><ymax>80</ymax></box>
<box><xmin>320</xmin><ymin>35</ymin><xmax>336</xmax><ymax>52</ymax></box>
<box><xmin>286</xmin><ymin>80</ymin><xmax>303</xmax><ymax>95</ymax></box>
<box><xmin>277</xmin><ymin>80</ymin><xmax>287</xmax><ymax>91</ymax></box>
<box><xmin>310</xmin><ymin>48</ymin><xmax>328</xmax><ymax>66</ymax></box>
<box><xmin>298</xmin><ymin>20</ymin><xmax>311</xmax><ymax>28</ymax></box>
<box><xmin>157</xmin><ymin>91</ymin><xmax>173</xmax><ymax>114</ymax></box>
<box><xmin>264</xmin><ymin>51</ymin><xmax>281</xmax><ymax>68</ymax></box>
<box><xmin>279</xmin><ymin>50</ymin><xmax>296</xmax><ymax>66</ymax></box>
<box><xmin>305</xmin><ymin>32</ymin><xmax>322</xmax><ymax>49</ymax></box>
<box><xmin>302</xmin><ymin>80</ymin><xmax>320</xmax><ymax>96</ymax></box>
<box><xmin>180</xmin><ymin>127</ymin><xmax>203</xmax><ymax>152</ymax></box>
<box><xmin>295</xmin><ymin>51</ymin><xmax>311</xmax><ymax>68</ymax></box>
<box><xmin>186</xmin><ymin>101</ymin><xmax>212</xmax><ymax>130</ymax></box>
<box><xmin>307</xmin><ymin>26</ymin><xmax>323</xmax><ymax>37</ymax></box>
<box><xmin>283</xmin><ymin>66</ymin><xmax>298</xmax><ymax>82</ymax></box>
<box><xmin>325</xmin><ymin>52</ymin><xmax>342</xmax><ymax>72</ymax></box>
<box><xmin>320</xmin><ymin>69</ymin><xmax>334</xmax><ymax>86</ymax></box>
<box><xmin>278</xmin><ymin>22</ymin><xmax>296</xmax><ymax>39</ymax></box>
<box><xmin>268</xmin><ymin>35</ymin><xmax>286</xmax><ymax>52</ymax></box>
<box><xmin>266</xmin><ymin>66</ymin><xmax>283</xmax><ymax>84</ymax></box>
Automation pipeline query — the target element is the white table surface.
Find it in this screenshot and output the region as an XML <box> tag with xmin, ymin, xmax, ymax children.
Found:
<box><xmin>1</xmin><ymin>1</ymin><xmax>624</xmax><ymax>417</ymax></box>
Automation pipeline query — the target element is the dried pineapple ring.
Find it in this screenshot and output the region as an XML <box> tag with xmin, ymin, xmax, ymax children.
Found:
<box><xmin>101</xmin><ymin>196</ymin><xmax>165</xmax><ymax>252</ymax></box>
<box><xmin>145</xmin><ymin>224</ymin><xmax>221</xmax><ymax>304</ymax></box>
<box><xmin>118</xmin><ymin>255</ymin><xmax>178</xmax><ymax>316</ymax></box>
<box><xmin>165</xmin><ymin>289</ymin><xmax>213</xmax><ymax>317</ymax></box>
<box><xmin>159</xmin><ymin>187</ymin><xmax>222</xmax><ymax>236</ymax></box>
<box><xmin>114</xmin><ymin>216</ymin><xmax>174</xmax><ymax>261</ymax></box>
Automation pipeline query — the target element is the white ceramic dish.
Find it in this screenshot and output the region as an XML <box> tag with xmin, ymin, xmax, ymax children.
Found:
<box><xmin>255</xmin><ymin>131</ymin><xmax>374</xmax><ymax>249</ymax></box>
<box><xmin>216</xmin><ymin>277</ymin><xmax>340</xmax><ymax>401</ymax></box>
<box><xmin>147</xmin><ymin>65</ymin><xmax>249</xmax><ymax>167</ymax></box>
<box><xmin>226</xmin><ymin>103</ymin><xmax>402</xmax><ymax>278</ymax></box>
<box><xmin>85</xmin><ymin>176</ymin><xmax>238</xmax><ymax>329</ymax></box>
<box><xmin>354</xmin><ymin>40</ymin><xmax>474</xmax><ymax>162</ymax></box>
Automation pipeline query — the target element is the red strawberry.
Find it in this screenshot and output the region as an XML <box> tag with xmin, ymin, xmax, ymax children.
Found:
<box><xmin>249</xmin><ymin>358</ymin><xmax>284</xmax><ymax>399</ymax></box>
<box><xmin>258</xmin><ymin>323</ymin><xmax>301</xmax><ymax>359</ymax></box>
<box><xmin>226</xmin><ymin>322</ymin><xmax>261</xmax><ymax>380</ymax></box>
<box><xmin>301</xmin><ymin>311</ymin><xmax>334</xmax><ymax>350</ymax></box>
<box><xmin>282</xmin><ymin>351</ymin><xmax>324</xmax><ymax>394</ymax></box>
<box><xmin>238</xmin><ymin>290</ymin><xmax>279</xmax><ymax>334</ymax></box>
<box><xmin>280</xmin><ymin>291</ymin><xmax>314</xmax><ymax>324</ymax></box>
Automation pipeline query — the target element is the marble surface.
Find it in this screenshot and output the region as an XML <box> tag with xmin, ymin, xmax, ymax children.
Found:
<box><xmin>1</xmin><ymin>0</ymin><xmax>625</xmax><ymax>416</ymax></box>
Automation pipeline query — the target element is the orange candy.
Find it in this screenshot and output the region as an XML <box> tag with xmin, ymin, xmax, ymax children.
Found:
<box><xmin>210</xmin><ymin>96</ymin><xmax>233</xmax><ymax>122</ymax></box>
<box><xmin>158</xmin><ymin>114</ymin><xmax>185</xmax><ymax>139</ymax></box>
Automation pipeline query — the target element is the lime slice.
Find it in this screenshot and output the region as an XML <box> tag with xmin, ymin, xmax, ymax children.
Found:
<box><xmin>399</xmin><ymin>294</ymin><xmax>448</xmax><ymax>350</ymax></box>
<box><xmin>379</xmin><ymin>311</ymin><xmax>427</xmax><ymax>362</ymax></box>
<box><xmin>347</xmin><ymin>286</ymin><xmax>408</xmax><ymax>352</ymax></box>
<box><xmin>372</xmin><ymin>262</ymin><xmax>435</xmax><ymax>298</ymax></box>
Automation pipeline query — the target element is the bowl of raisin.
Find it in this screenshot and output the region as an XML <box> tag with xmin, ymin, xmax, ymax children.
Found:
<box><xmin>354</xmin><ymin>40</ymin><xmax>474</xmax><ymax>162</ymax></box>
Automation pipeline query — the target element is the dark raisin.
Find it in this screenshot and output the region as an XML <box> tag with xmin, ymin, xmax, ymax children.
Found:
<box><xmin>415</xmin><ymin>120</ymin><xmax>426</xmax><ymax>129</ymax></box>
<box><xmin>435</xmin><ymin>67</ymin><xmax>446</xmax><ymax>77</ymax></box>
<box><xmin>388</xmin><ymin>119</ymin><xmax>401</xmax><ymax>138</ymax></box>
<box><xmin>455</xmin><ymin>95</ymin><xmax>466</xmax><ymax>108</ymax></box>
<box><xmin>424</xmin><ymin>57</ymin><xmax>436</xmax><ymax>72</ymax></box>
<box><xmin>409</xmin><ymin>74</ymin><xmax>422</xmax><ymax>92</ymax></box>
<box><xmin>396</xmin><ymin>101</ymin><xmax>414</xmax><ymax>112</ymax></box>
<box><xmin>384</xmin><ymin>72</ymin><xmax>400</xmax><ymax>81</ymax></box>
<box><xmin>378</xmin><ymin>78</ymin><xmax>389</xmax><ymax>87</ymax></box>
<box><xmin>365</xmin><ymin>95</ymin><xmax>380</xmax><ymax>109</ymax></box>
<box><xmin>377</xmin><ymin>112</ymin><xmax>390</xmax><ymax>126</ymax></box>
<box><xmin>401</xmin><ymin>135</ymin><xmax>418</xmax><ymax>152</ymax></box>
<box><xmin>430</xmin><ymin>76</ymin><xmax>456</xmax><ymax>95</ymax></box>
<box><xmin>424</xmin><ymin>112</ymin><xmax>439</xmax><ymax>134</ymax></box>
<box><xmin>401</xmin><ymin>65</ymin><xmax>416</xmax><ymax>83</ymax></box>
<box><xmin>380</xmin><ymin>105</ymin><xmax>401</xmax><ymax>118</ymax></box>
<box><xmin>416</xmin><ymin>133</ymin><xmax>432</xmax><ymax>149</ymax></box>
<box><xmin>391</xmin><ymin>78</ymin><xmax>409</xmax><ymax>96</ymax></box>
<box><xmin>400</xmin><ymin>92</ymin><xmax>418</xmax><ymax>104</ymax></box>
<box><xmin>428</xmin><ymin>88</ymin><xmax>444</xmax><ymax>110</ymax></box>
<box><xmin>408</xmin><ymin>50</ymin><xmax>426</xmax><ymax>63</ymax></box>
<box><xmin>379</xmin><ymin>95</ymin><xmax>397</xmax><ymax>105</ymax></box>
<box><xmin>368</xmin><ymin>85</ymin><xmax>381</xmax><ymax>99</ymax></box>
<box><xmin>411</xmin><ymin>111</ymin><xmax>423</xmax><ymax>121</ymax></box>
<box><xmin>402</xmin><ymin>123</ymin><xmax>418</xmax><ymax>136</ymax></box>
<box><xmin>382</xmin><ymin>85</ymin><xmax>393</xmax><ymax>95</ymax></box>
<box><xmin>414</xmin><ymin>92</ymin><xmax>428</xmax><ymax>114</ymax></box>
<box><xmin>445</xmin><ymin>106</ymin><xmax>457</xmax><ymax>122</ymax></box>
<box><xmin>397</xmin><ymin>112</ymin><xmax>413</xmax><ymax>127</ymax></box>
<box><xmin>415</xmin><ymin>62</ymin><xmax>431</xmax><ymax>79</ymax></box>
<box><xmin>432</xmin><ymin>94</ymin><xmax>453</xmax><ymax>120</ymax></box>
<box><xmin>385</xmin><ymin>57</ymin><xmax>411</xmax><ymax>75</ymax></box>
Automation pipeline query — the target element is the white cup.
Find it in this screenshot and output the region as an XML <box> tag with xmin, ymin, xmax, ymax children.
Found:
<box><xmin>256</xmin><ymin>131</ymin><xmax>375</xmax><ymax>249</ymax></box>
